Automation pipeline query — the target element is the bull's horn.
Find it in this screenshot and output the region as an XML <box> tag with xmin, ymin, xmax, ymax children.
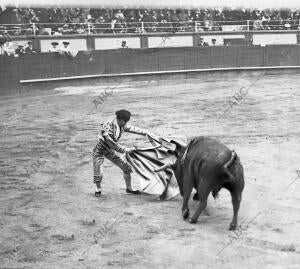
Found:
<box><xmin>154</xmin><ymin>163</ymin><xmax>172</xmax><ymax>172</ymax></box>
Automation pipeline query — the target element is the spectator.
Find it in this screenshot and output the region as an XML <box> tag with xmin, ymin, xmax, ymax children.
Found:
<box><xmin>178</xmin><ymin>10</ymin><xmax>189</xmax><ymax>31</ymax></box>
<box><xmin>11</xmin><ymin>26</ymin><xmax>22</xmax><ymax>36</ymax></box>
<box><xmin>121</xmin><ymin>40</ymin><xmax>128</xmax><ymax>49</ymax></box>
<box><xmin>24</xmin><ymin>40</ymin><xmax>37</xmax><ymax>53</ymax></box>
<box><xmin>87</xmin><ymin>18</ymin><xmax>96</xmax><ymax>34</ymax></box>
<box><xmin>94</xmin><ymin>15</ymin><xmax>105</xmax><ymax>33</ymax></box>
<box><xmin>0</xmin><ymin>31</ymin><xmax>14</xmax><ymax>56</ymax></box>
<box><xmin>0</xmin><ymin>34</ymin><xmax>6</xmax><ymax>55</ymax></box>
<box><xmin>49</xmin><ymin>41</ymin><xmax>59</xmax><ymax>52</ymax></box>
<box><xmin>284</xmin><ymin>18</ymin><xmax>292</xmax><ymax>30</ymax></box>
<box><xmin>110</xmin><ymin>18</ymin><xmax>117</xmax><ymax>33</ymax></box>
<box><xmin>58</xmin><ymin>41</ymin><xmax>78</xmax><ymax>58</ymax></box>
<box><xmin>2</xmin><ymin>42</ymin><xmax>15</xmax><ymax>56</ymax></box>
<box><xmin>197</xmin><ymin>37</ymin><xmax>209</xmax><ymax>46</ymax></box>
<box><xmin>15</xmin><ymin>44</ymin><xmax>26</xmax><ymax>56</ymax></box>
<box><xmin>75</xmin><ymin>25</ymin><xmax>86</xmax><ymax>34</ymax></box>
<box><xmin>126</xmin><ymin>15</ymin><xmax>139</xmax><ymax>33</ymax></box>
<box><xmin>36</xmin><ymin>25</ymin><xmax>50</xmax><ymax>35</ymax></box>
<box><xmin>115</xmin><ymin>10</ymin><xmax>125</xmax><ymax>21</ymax></box>
<box><xmin>59</xmin><ymin>41</ymin><xmax>70</xmax><ymax>54</ymax></box>
<box><xmin>60</xmin><ymin>24</ymin><xmax>72</xmax><ymax>34</ymax></box>
<box><xmin>1</xmin><ymin>31</ymin><xmax>12</xmax><ymax>42</ymax></box>
<box><xmin>212</xmin><ymin>38</ymin><xmax>217</xmax><ymax>45</ymax></box>
<box><xmin>253</xmin><ymin>17</ymin><xmax>263</xmax><ymax>30</ymax></box>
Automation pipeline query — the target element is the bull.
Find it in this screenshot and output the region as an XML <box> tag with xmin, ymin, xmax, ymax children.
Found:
<box><xmin>155</xmin><ymin>136</ymin><xmax>244</xmax><ymax>230</ymax></box>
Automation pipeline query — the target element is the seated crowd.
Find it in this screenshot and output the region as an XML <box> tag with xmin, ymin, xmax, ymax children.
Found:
<box><xmin>0</xmin><ymin>40</ymin><xmax>37</xmax><ymax>56</ymax></box>
<box><xmin>0</xmin><ymin>33</ymin><xmax>76</xmax><ymax>57</ymax></box>
<box><xmin>0</xmin><ymin>7</ymin><xmax>300</xmax><ymax>35</ymax></box>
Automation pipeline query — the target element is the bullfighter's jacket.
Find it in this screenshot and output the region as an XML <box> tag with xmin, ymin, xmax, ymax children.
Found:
<box><xmin>98</xmin><ymin>118</ymin><xmax>157</xmax><ymax>153</ymax></box>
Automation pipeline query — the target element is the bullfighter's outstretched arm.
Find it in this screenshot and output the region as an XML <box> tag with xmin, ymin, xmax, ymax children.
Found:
<box><xmin>124</xmin><ymin>125</ymin><xmax>160</xmax><ymax>141</ymax></box>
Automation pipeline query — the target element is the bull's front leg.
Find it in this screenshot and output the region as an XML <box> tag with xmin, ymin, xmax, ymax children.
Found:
<box><xmin>181</xmin><ymin>174</ymin><xmax>193</xmax><ymax>220</ymax></box>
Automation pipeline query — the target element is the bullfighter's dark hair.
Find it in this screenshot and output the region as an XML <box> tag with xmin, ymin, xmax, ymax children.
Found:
<box><xmin>115</xmin><ymin>109</ymin><xmax>131</xmax><ymax>122</ymax></box>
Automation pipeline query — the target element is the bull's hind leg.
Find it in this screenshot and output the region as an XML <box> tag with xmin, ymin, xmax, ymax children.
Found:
<box><xmin>224</xmin><ymin>161</ymin><xmax>244</xmax><ymax>230</ymax></box>
<box><xmin>189</xmin><ymin>180</ymin><xmax>210</xmax><ymax>224</ymax></box>
<box><xmin>229</xmin><ymin>186</ymin><xmax>242</xmax><ymax>230</ymax></box>
<box><xmin>181</xmin><ymin>174</ymin><xmax>194</xmax><ymax>220</ymax></box>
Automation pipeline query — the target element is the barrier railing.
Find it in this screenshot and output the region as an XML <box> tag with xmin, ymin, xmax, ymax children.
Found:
<box><xmin>0</xmin><ymin>19</ymin><xmax>300</xmax><ymax>36</ymax></box>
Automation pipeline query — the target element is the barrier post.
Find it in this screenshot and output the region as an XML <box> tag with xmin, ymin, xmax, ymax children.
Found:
<box><xmin>32</xmin><ymin>39</ymin><xmax>41</xmax><ymax>53</ymax></box>
<box><xmin>297</xmin><ymin>20</ymin><xmax>300</xmax><ymax>45</ymax></box>
<box><xmin>88</xmin><ymin>22</ymin><xmax>91</xmax><ymax>35</ymax></box>
<box><xmin>247</xmin><ymin>20</ymin><xmax>250</xmax><ymax>31</ymax></box>
<box><xmin>244</xmin><ymin>32</ymin><xmax>253</xmax><ymax>46</ymax></box>
<box><xmin>195</xmin><ymin>21</ymin><xmax>198</xmax><ymax>32</ymax></box>
<box><xmin>86</xmin><ymin>35</ymin><xmax>95</xmax><ymax>50</ymax></box>
<box><xmin>33</xmin><ymin>23</ymin><xmax>36</xmax><ymax>36</ymax></box>
<box><xmin>296</xmin><ymin>30</ymin><xmax>300</xmax><ymax>44</ymax></box>
<box><xmin>140</xmin><ymin>35</ymin><xmax>148</xmax><ymax>48</ymax></box>
<box><xmin>141</xmin><ymin>21</ymin><xmax>144</xmax><ymax>33</ymax></box>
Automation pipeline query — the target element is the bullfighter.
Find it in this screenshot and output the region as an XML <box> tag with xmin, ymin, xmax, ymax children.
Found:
<box><xmin>92</xmin><ymin>109</ymin><xmax>162</xmax><ymax>197</ymax></box>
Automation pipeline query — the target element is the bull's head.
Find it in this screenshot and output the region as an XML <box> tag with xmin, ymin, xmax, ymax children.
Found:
<box><xmin>154</xmin><ymin>139</ymin><xmax>187</xmax><ymax>172</ymax></box>
<box><xmin>154</xmin><ymin>139</ymin><xmax>188</xmax><ymax>195</ymax></box>
<box><xmin>171</xmin><ymin>139</ymin><xmax>187</xmax><ymax>158</ymax></box>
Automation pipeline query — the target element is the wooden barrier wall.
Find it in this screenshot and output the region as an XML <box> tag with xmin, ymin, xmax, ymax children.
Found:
<box><xmin>9</xmin><ymin>31</ymin><xmax>300</xmax><ymax>52</ymax></box>
<box><xmin>1</xmin><ymin>45</ymin><xmax>300</xmax><ymax>95</ymax></box>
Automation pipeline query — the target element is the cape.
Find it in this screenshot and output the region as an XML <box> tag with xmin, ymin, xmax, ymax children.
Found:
<box><xmin>125</xmin><ymin>137</ymin><xmax>184</xmax><ymax>200</ymax></box>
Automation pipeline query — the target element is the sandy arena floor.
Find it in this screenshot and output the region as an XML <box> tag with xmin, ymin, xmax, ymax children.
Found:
<box><xmin>0</xmin><ymin>72</ymin><xmax>300</xmax><ymax>268</ymax></box>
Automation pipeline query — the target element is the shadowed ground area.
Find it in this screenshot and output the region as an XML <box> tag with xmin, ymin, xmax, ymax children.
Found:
<box><xmin>0</xmin><ymin>72</ymin><xmax>300</xmax><ymax>268</ymax></box>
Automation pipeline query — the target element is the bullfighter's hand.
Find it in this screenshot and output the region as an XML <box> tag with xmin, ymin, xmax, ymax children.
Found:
<box><xmin>126</xmin><ymin>147</ymin><xmax>136</xmax><ymax>154</ymax></box>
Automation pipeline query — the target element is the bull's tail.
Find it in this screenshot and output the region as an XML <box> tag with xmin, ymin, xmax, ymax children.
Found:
<box><xmin>222</xmin><ymin>150</ymin><xmax>237</xmax><ymax>181</ymax></box>
<box><xmin>212</xmin><ymin>151</ymin><xmax>237</xmax><ymax>200</ymax></box>
<box><xmin>212</xmin><ymin>187</ymin><xmax>222</xmax><ymax>199</ymax></box>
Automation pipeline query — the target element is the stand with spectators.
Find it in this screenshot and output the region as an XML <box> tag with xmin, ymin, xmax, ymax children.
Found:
<box><xmin>1</xmin><ymin>6</ymin><xmax>300</xmax><ymax>35</ymax></box>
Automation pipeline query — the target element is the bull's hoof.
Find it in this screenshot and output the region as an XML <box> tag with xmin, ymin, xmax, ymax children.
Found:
<box><xmin>189</xmin><ymin>218</ymin><xmax>197</xmax><ymax>224</ymax></box>
<box><xmin>182</xmin><ymin>209</ymin><xmax>190</xmax><ymax>219</ymax></box>
<box><xmin>229</xmin><ymin>222</ymin><xmax>237</xmax><ymax>230</ymax></box>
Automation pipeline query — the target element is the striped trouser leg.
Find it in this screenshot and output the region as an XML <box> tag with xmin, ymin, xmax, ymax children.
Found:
<box><xmin>92</xmin><ymin>143</ymin><xmax>105</xmax><ymax>184</ymax></box>
<box><xmin>104</xmin><ymin>149</ymin><xmax>133</xmax><ymax>174</ymax></box>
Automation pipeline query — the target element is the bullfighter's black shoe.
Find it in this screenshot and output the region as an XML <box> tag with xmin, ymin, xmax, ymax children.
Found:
<box><xmin>95</xmin><ymin>191</ymin><xmax>101</xmax><ymax>197</ymax></box>
<box><xmin>126</xmin><ymin>189</ymin><xmax>141</xmax><ymax>195</ymax></box>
